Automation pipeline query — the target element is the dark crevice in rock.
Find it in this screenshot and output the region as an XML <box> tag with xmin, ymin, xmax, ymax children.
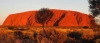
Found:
<box><xmin>27</xmin><ymin>13</ymin><xmax>33</xmax><ymax>26</ymax></box>
<box><xmin>53</xmin><ymin>12</ymin><xmax>66</xmax><ymax>26</ymax></box>
<box><xmin>75</xmin><ymin>12</ymin><xmax>82</xmax><ymax>25</ymax></box>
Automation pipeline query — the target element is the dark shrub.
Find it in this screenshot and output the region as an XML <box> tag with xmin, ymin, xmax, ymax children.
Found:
<box><xmin>14</xmin><ymin>31</ymin><xmax>23</xmax><ymax>39</ymax></box>
<box><xmin>8</xmin><ymin>26</ymin><xmax>14</xmax><ymax>30</ymax></box>
<box><xmin>67</xmin><ymin>32</ymin><xmax>82</xmax><ymax>40</ymax></box>
<box><xmin>21</xmin><ymin>34</ymin><xmax>35</xmax><ymax>43</ymax></box>
<box><xmin>83</xmin><ymin>26</ymin><xmax>89</xmax><ymax>29</ymax></box>
<box><xmin>66</xmin><ymin>32</ymin><xmax>82</xmax><ymax>43</ymax></box>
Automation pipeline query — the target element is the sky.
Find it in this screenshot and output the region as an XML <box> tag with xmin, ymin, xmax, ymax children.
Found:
<box><xmin>0</xmin><ymin>0</ymin><xmax>89</xmax><ymax>25</ymax></box>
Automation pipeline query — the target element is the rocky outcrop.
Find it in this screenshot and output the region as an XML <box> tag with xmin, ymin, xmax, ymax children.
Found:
<box><xmin>2</xmin><ymin>9</ymin><xmax>96</xmax><ymax>26</ymax></box>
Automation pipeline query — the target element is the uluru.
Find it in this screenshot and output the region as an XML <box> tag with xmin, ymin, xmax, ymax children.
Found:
<box><xmin>2</xmin><ymin>9</ymin><xmax>96</xmax><ymax>26</ymax></box>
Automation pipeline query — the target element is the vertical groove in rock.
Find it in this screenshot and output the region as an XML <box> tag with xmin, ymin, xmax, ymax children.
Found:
<box><xmin>53</xmin><ymin>12</ymin><xmax>66</xmax><ymax>26</ymax></box>
<box><xmin>75</xmin><ymin>12</ymin><xmax>82</xmax><ymax>25</ymax></box>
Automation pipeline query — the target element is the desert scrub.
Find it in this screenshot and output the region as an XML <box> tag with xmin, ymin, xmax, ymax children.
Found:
<box><xmin>37</xmin><ymin>28</ymin><xmax>67</xmax><ymax>43</ymax></box>
<box><xmin>14</xmin><ymin>31</ymin><xmax>36</xmax><ymax>43</ymax></box>
<box><xmin>0</xmin><ymin>29</ymin><xmax>15</xmax><ymax>43</ymax></box>
<box><xmin>82</xmin><ymin>30</ymin><xmax>95</xmax><ymax>40</ymax></box>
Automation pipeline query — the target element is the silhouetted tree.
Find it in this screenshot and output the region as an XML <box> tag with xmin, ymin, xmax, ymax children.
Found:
<box><xmin>35</xmin><ymin>8</ymin><xmax>53</xmax><ymax>29</ymax></box>
<box><xmin>88</xmin><ymin>0</ymin><xmax>100</xmax><ymax>17</ymax></box>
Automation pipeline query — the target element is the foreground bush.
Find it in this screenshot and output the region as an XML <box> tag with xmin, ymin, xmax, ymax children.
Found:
<box><xmin>37</xmin><ymin>28</ymin><xmax>67</xmax><ymax>43</ymax></box>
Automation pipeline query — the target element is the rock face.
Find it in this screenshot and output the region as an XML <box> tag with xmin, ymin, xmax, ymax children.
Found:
<box><xmin>2</xmin><ymin>9</ymin><xmax>96</xmax><ymax>26</ymax></box>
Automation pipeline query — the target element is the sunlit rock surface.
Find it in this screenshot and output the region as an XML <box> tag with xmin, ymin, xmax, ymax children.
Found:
<box><xmin>2</xmin><ymin>9</ymin><xmax>96</xmax><ymax>26</ymax></box>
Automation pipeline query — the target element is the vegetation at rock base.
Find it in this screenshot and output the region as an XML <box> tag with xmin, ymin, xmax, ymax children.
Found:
<box><xmin>0</xmin><ymin>26</ymin><xmax>100</xmax><ymax>43</ymax></box>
